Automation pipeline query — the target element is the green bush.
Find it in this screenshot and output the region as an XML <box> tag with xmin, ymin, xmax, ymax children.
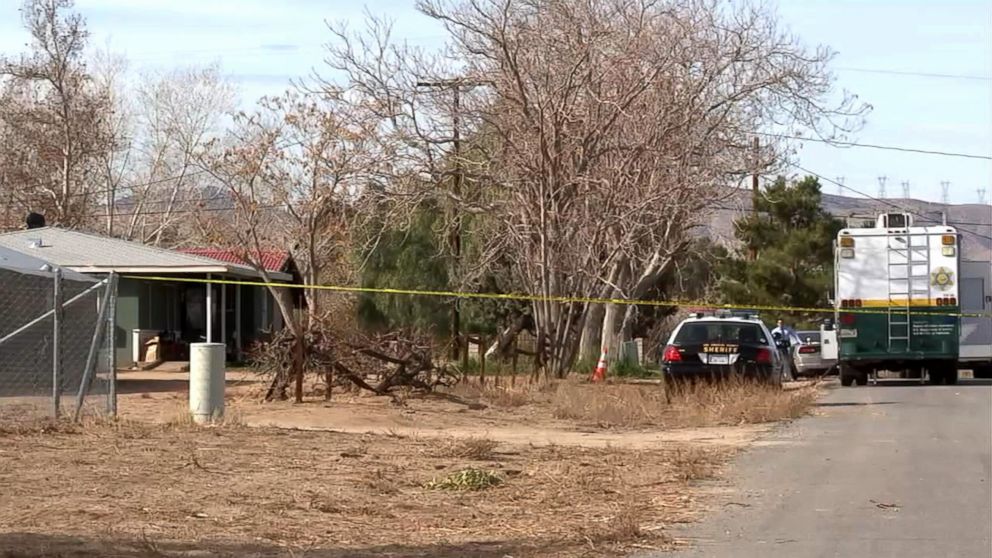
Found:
<box><xmin>424</xmin><ymin>468</ymin><xmax>503</xmax><ymax>491</ymax></box>
<box><xmin>610</xmin><ymin>358</ymin><xmax>661</xmax><ymax>379</ymax></box>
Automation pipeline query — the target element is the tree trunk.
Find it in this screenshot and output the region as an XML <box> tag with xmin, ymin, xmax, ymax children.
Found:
<box><xmin>578</xmin><ymin>303</ymin><xmax>604</xmax><ymax>363</ymax></box>
<box><xmin>600</xmin><ymin>301</ymin><xmax>622</xmax><ymax>363</ymax></box>
<box><xmin>293</xmin><ymin>334</ymin><xmax>305</xmax><ymax>403</ymax></box>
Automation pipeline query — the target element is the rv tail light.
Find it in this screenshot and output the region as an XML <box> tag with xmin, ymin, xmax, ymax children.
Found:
<box><xmin>948</xmin><ymin>297</ymin><xmax>957</xmax><ymax>306</ymax></box>
<box><xmin>840</xmin><ymin>313</ymin><xmax>856</xmax><ymax>325</ymax></box>
<box><xmin>839</xmin><ymin>236</ymin><xmax>855</xmax><ymax>247</ymax></box>
<box><xmin>941</xmin><ymin>235</ymin><xmax>956</xmax><ymax>246</ymax></box>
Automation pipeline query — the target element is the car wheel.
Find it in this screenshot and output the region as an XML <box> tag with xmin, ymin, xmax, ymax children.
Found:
<box><xmin>840</xmin><ymin>374</ymin><xmax>855</xmax><ymax>387</ymax></box>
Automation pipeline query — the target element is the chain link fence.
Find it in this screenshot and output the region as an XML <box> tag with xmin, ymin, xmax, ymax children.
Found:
<box><xmin>0</xmin><ymin>266</ymin><xmax>117</xmax><ymax>422</ymax></box>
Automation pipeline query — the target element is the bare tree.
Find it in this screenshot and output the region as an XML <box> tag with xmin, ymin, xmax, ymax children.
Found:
<box><xmin>327</xmin><ymin>0</ymin><xmax>868</xmax><ymax>376</ymax></box>
<box><xmin>90</xmin><ymin>47</ymin><xmax>132</xmax><ymax>236</ymax></box>
<box><xmin>0</xmin><ymin>0</ymin><xmax>111</xmax><ymax>227</ymax></box>
<box><xmin>199</xmin><ymin>89</ymin><xmax>389</xmax><ymax>402</ymax></box>
<box><xmin>118</xmin><ymin>65</ymin><xmax>235</xmax><ymax>244</ymax></box>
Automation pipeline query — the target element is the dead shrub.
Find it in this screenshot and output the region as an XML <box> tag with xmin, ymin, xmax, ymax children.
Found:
<box><xmin>588</xmin><ymin>505</ymin><xmax>646</xmax><ymax>543</ymax></box>
<box><xmin>432</xmin><ymin>436</ymin><xmax>499</xmax><ymax>460</ymax></box>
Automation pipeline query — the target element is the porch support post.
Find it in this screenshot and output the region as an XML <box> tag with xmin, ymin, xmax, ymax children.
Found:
<box><xmin>205</xmin><ymin>274</ymin><xmax>213</xmax><ymax>343</ymax></box>
<box><xmin>221</xmin><ymin>280</ymin><xmax>227</xmax><ymax>352</ymax></box>
<box><xmin>235</xmin><ymin>283</ymin><xmax>242</xmax><ymax>362</ymax></box>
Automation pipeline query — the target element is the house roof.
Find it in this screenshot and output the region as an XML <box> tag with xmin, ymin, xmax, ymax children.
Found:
<box><xmin>0</xmin><ymin>245</ymin><xmax>96</xmax><ymax>282</ymax></box>
<box><xmin>0</xmin><ymin>228</ymin><xmax>292</xmax><ymax>281</ymax></box>
<box><xmin>177</xmin><ymin>248</ymin><xmax>293</xmax><ymax>274</ymax></box>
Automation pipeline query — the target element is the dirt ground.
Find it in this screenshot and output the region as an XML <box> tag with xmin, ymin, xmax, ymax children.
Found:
<box><xmin>115</xmin><ymin>371</ymin><xmax>794</xmax><ymax>449</ymax></box>
<box><xmin>0</xmin><ymin>370</ymin><xmax>818</xmax><ymax>557</ymax></box>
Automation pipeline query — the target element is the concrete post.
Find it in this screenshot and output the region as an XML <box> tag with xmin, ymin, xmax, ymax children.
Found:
<box><xmin>189</xmin><ymin>342</ymin><xmax>225</xmax><ymax>424</ymax></box>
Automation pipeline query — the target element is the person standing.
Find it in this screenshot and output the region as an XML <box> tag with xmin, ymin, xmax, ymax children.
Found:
<box><xmin>772</xmin><ymin>319</ymin><xmax>800</xmax><ymax>345</ymax></box>
<box><xmin>772</xmin><ymin>318</ymin><xmax>801</xmax><ymax>380</ymax></box>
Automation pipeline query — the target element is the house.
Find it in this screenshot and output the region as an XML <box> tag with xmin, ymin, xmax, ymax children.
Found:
<box><xmin>0</xmin><ymin>227</ymin><xmax>298</xmax><ymax>366</ymax></box>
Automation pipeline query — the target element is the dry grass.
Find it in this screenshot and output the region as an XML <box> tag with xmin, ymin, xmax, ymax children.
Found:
<box><xmin>550</xmin><ymin>377</ymin><xmax>816</xmax><ymax>428</ymax></box>
<box><xmin>667</xmin><ymin>377</ymin><xmax>817</xmax><ymax>426</ymax></box>
<box><xmin>450</xmin><ymin>379</ymin><xmax>555</xmax><ymax>408</ymax></box>
<box><xmin>0</xmin><ymin>419</ymin><xmax>724</xmax><ymax>557</ymax></box>
<box><xmin>552</xmin><ymin>383</ymin><xmax>667</xmax><ymax>426</ymax></box>
<box><xmin>432</xmin><ymin>436</ymin><xmax>500</xmax><ymax>460</ymax></box>
<box><xmin>668</xmin><ymin>446</ymin><xmax>718</xmax><ymax>481</ymax></box>
<box><xmin>161</xmin><ymin>401</ymin><xmax>246</xmax><ymax>429</ymax></box>
<box><xmin>588</xmin><ymin>505</ymin><xmax>649</xmax><ymax>544</ymax></box>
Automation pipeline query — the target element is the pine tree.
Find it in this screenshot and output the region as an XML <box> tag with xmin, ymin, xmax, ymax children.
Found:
<box><xmin>719</xmin><ymin>176</ymin><xmax>843</xmax><ymax>326</ymax></box>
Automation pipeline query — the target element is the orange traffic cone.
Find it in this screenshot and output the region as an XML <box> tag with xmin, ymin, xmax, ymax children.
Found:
<box><xmin>591</xmin><ymin>348</ymin><xmax>608</xmax><ymax>382</ymax></box>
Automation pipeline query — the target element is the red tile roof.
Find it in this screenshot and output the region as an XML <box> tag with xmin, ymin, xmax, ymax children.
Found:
<box><xmin>178</xmin><ymin>248</ymin><xmax>292</xmax><ymax>273</ymax></box>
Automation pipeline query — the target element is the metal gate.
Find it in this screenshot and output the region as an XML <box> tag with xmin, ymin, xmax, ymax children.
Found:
<box><xmin>0</xmin><ymin>265</ymin><xmax>118</xmax><ymax>421</ymax></box>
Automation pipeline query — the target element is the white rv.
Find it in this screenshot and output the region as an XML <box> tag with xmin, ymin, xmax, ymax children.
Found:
<box><xmin>959</xmin><ymin>260</ymin><xmax>992</xmax><ymax>378</ymax></box>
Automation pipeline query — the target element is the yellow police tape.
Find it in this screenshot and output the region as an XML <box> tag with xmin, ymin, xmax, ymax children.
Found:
<box><xmin>123</xmin><ymin>275</ymin><xmax>992</xmax><ymax>319</ymax></box>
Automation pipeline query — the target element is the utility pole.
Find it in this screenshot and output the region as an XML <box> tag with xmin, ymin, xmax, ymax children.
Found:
<box><xmin>979</xmin><ymin>188</ymin><xmax>989</xmax><ymax>204</ymax></box>
<box><xmin>835</xmin><ymin>176</ymin><xmax>845</xmax><ymax>196</ymax></box>
<box><xmin>901</xmin><ymin>180</ymin><xmax>910</xmax><ymax>199</ymax></box>
<box><xmin>748</xmin><ymin>136</ymin><xmax>759</xmax><ymax>260</ymax></box>
<box><xmin>940</xmin><ymin>181</ymin><xmax>950</xmax><ymax>205</ymax></box>
<box><xmin>416</xmin><ymin>78</ymin><xmax>485</xmax><ymax>358</ymax></box>
<box><xmin>877</xmin><ymin>176</ymin><xmax>887</xmax><ymax>199</ymax></box>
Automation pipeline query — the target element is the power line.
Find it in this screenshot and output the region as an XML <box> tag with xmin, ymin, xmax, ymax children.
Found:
<box><xmin>793</xmin><ymin>164</ymin><xmax>992</xmax><ymax>243</ymax></box>
<box><xmin>834</xmin><ymin>66</ymin><xmax>992</xmax><ymax>82</ymax></box>
<box><xmin>755</xmin><ymin>132</ymin><xmax>992</xmax><ymax>161</ymax></box>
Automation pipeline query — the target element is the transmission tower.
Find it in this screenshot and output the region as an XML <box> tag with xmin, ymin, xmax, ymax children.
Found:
<box><xmin>835</xmin><ymin>176</ymin><xmax>845</xmax><ymax>196</ymax></box>
<box><xmin>901</xmin><ymin>181</ymin><xmax>910</xmax><ymax>199</ymax></box>
<box><xmin>979</xmin><ymin>188</ymin><xmax>989</xmax><ymax>204</ymax></box>
<box><xmin>877</xmin><ymin>176</ymin><xmax>888</xmax><ymax>198</ymax></box>
<box><xmin>940</xmin><ymin>181</ymin><xmax>950</xmax><ymax>204</ymax></box>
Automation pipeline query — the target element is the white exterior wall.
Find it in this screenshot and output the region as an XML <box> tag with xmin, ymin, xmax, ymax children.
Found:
<box><xmin>836</xmin><ymin>225</ymin><xmax>959</xmax><ymax>305</ymax></box>
<box><xmin>960</xmin><ymin>260</ymin><xmax>992</xmax><ymax>361</ymax></box>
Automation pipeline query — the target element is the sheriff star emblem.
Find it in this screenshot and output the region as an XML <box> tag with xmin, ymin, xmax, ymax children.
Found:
<box><xmin>930</xmin><ymin>267</ymin><xmax>955</xmax><ymax>291</ymax></box>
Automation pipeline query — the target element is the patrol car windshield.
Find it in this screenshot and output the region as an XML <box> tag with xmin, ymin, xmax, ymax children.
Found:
<box><xmin>675</xmin><ymin>322</ymin><xmax>767</xmax><ymax>345</ymax></box>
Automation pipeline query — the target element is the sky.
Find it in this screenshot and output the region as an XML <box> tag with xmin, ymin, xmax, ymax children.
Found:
<box><xmin>0</xmin><ymin>0</ymin><xmax>990</xmax><ymax>206</ymax></box>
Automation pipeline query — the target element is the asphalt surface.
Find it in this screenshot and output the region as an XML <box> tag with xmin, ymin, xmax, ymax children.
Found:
<box><xmin>646</xmin><ymin>378</ymin><xmax>992</xmax><ymax>558</ymax></box>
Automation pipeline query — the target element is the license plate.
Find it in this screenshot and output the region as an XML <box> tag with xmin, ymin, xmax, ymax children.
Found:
<box><xmin>708</xmin><ymin>354</ymin><xmax>730</xmax><ymax>365</ymax></box>
<box><xmin>840</xmin><ymin>329</ymin><xmax>858</xmax><ymax>339</ymax></box>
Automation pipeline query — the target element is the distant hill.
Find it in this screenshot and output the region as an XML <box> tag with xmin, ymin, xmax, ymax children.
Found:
<box><xmin>702</xmin><ymin>189</ymin><xmax>992</xmax><ymax>262</ymax></box>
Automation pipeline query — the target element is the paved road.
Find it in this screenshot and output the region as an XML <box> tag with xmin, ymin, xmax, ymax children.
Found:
<box><xmin>650</xmin><ymin>379</ymin><xmax>992</xmax><ymax>558</ymax></box>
